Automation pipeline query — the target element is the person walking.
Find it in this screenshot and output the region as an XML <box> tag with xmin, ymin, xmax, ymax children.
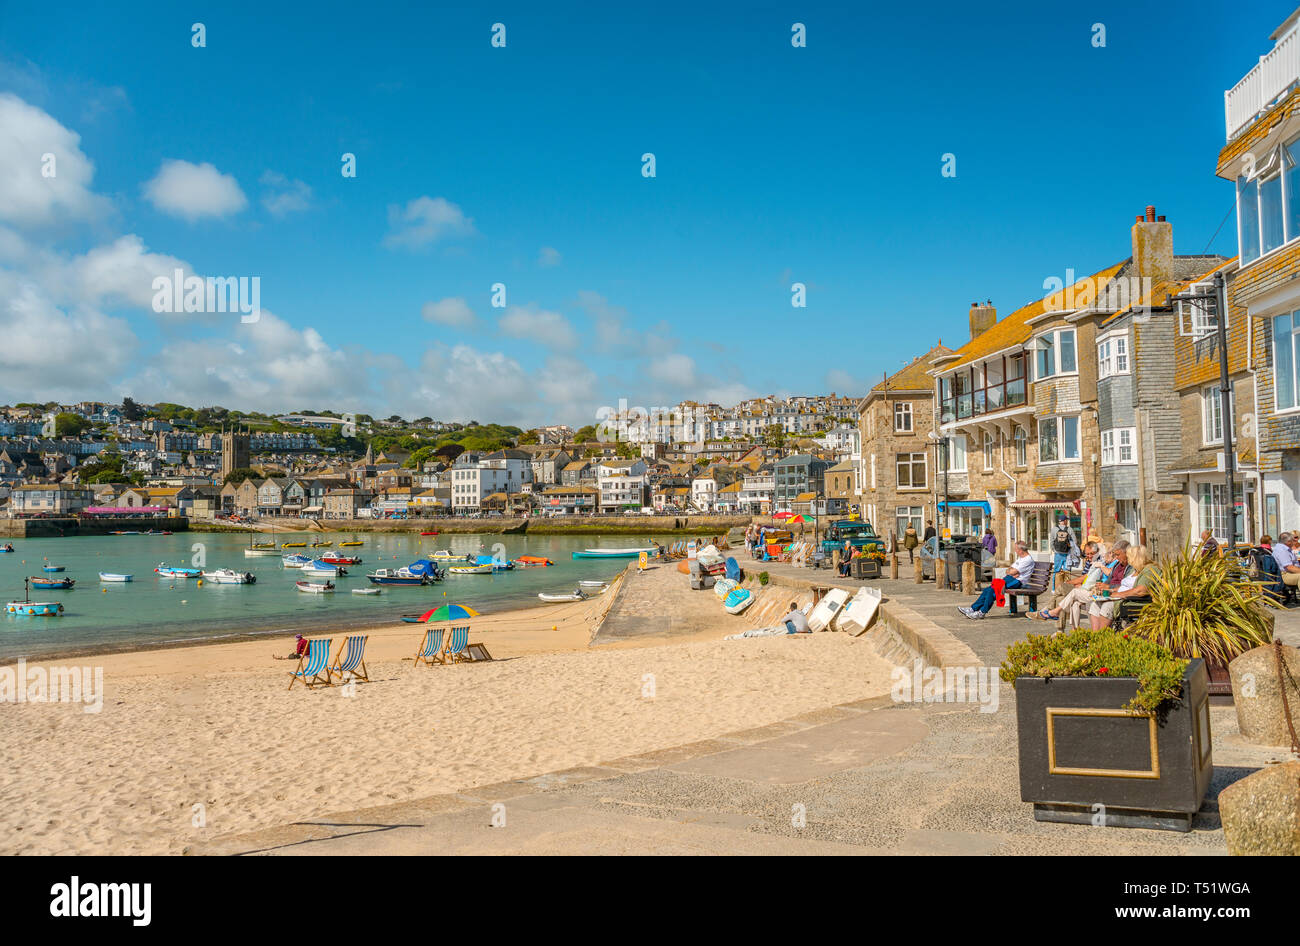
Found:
<box><xmin>903</xmin><ymin>524</ymin><xmax>920</xmax><ymax>563</ymax></box>
<box><xmin>1050</xmin><ymin>516</ymin><xmax>1078</xmax><ymax>576</ymax></box>
<box><xmin>923</xmin><ymin>521</ymin><xmax>937</xmax><ymax>542</ymax></box>
<box><xmin>981</xmin><ymin>526</ymin><xmax>997</xmax><ymax>560</ymax></box>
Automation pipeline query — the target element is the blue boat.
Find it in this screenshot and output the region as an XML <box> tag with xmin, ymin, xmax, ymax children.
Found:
<box><xmin>474</xmin><ymin>555</ymin><xmax>512</xmax><ymax>570</ymax></box>
<box><xmin>42</xmin><ymin>564</ymin><xmax>66</xmax><ymax>573</ymax></box>
<box><xmin>366</xmin><ymin>567</ymin><xmax>429</xmax><ymax>586</ymax></box>
<box><xmin>30</xmin><ymin>575</ymin><xmax>75</xmax><ymax>589</ymax></box>
<box><xmin>155</xmin><ymin>564</ymin><xmax>202</xmax><ymax>579</ymax></box>
<box><xmin>571</xmin><ymin>547</ymin><xmax>658</xmax><ymax>560</ymax></box>
<box><xmin>405</xmin><ymin>559</ymin><xmax>445</xmax><ymax>580</ymax></box>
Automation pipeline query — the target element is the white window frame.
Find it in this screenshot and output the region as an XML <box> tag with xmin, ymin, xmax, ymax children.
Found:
<box><xmin>1100</xmin><ymin>427</ymin><xmax>1136</xmax><ymax>467</ymax></box>
<box><xmin>941</xmin><ymin>435</ymin><xmax>967</xmax><ymax>473</ymax></box>
<box><xmin>1202</xmin><ymin>385</ymin><xmax>1224</xmax><ymax>446</ymax></box>
<box><xmin>1038</xmin><ymin>415</ymin><xmax>1080</xmax><ymax>464</ymax></box>
<box><xmin>893</xmin><ymin>401</ymin><xmax>913</xmax><ymax>433</ymax></box>
<box><xmin>895</xmin><ymin>452</ymin><xmax>927</xmax><ymax>491</ymax></box>
<box><xmin>1272</xmin><ymin>309</ymin><xmax>1300</xmax><ymax>416</ymax></box>
<box><xmin>1031</xmin><ymin>328</ymin><xmax>1078</xmax><ymax>381</ymax></box>
<box><xmin>1177</xmin><ymin>281</ymin><xmax>1227</xmax><ymax>339</ymax></box>
<box><xmin>1014</xmin><ymin>426</ymin><xmax>1027</xmax><ymax>467</ymax></box>
<box><xmin>1097</xmin><ymin>331</ymin><xmax>1130</xmax><ymax>379</ymax></box>
<box><xmin>982</xmin><ymin>430</ymin><xmax>994</xmax><ymax>472</ymax></box>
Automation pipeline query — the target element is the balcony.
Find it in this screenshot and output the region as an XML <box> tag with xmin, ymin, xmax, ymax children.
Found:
<box><xmin>1226</xmin><ymin>16</ymin><xmax>1300</xmax><ymax>140</ymax></box>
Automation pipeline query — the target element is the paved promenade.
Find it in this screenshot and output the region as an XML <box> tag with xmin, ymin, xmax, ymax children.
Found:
<box><xmin>189</xmin><ymin>562</ymin><xmax>1298</xmax><ymax>856</ymax></box>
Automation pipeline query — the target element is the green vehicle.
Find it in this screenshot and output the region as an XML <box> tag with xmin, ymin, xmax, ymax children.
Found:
<box><xmin>821</xmin><ymin>519</ymin><xmax>885</xmax><ymax>558</ymax></box>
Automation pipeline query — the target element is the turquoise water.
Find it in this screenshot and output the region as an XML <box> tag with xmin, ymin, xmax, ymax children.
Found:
<box><xmin>0</xmin><ymin>532</ymin><xmax>659</xmax><ymax>659</ymax></box>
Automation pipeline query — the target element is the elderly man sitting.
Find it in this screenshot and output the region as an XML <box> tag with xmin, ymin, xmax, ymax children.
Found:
<box><xmin>1272</xmin><ymin>532</ymin><xmax>1300</xmax><ymax>604</ymax></box>
<box><xmin>959</xmin><ymin>541</ymin><xmax>1035</xmax><ymax>619</ymax></box>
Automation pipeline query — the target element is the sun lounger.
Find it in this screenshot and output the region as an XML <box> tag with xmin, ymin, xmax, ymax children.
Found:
<box><xmin>441</xmin><ymin>625</ymin><xmax>470</xmax><ymax>664</ymax></box>
<box><xmin>330</xmin><ymin>634</ymin><xmax>369</xmax><ymax>683</ymax></box>
<box><xmin>414</xmin><ymin>628</ymin><xmax>445</xmax><ymax>668</ymax></box>
<box><xmin>288</xmin><ymin>637</ymin><xmax>333</xmax><ymax>690</ymax></box>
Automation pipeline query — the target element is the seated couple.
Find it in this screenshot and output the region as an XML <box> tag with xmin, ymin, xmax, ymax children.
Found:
<box><xmin>958</xmin><ymin>542</ymin><xmax>1035</xmax><ymax>619</ymax></box>
<box><xmin>725</xmin><ymin>601</ymin><xmax>811</xmax><ymax>638</ymax></box>
<box><xmin>1028</xmin><ymin>540</ymin><xmax>1154</xmax><ymax>629</ymax></box>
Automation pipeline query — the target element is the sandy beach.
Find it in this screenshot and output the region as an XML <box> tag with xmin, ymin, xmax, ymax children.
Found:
<box><xmin>0</xmin><ymin>576</ymin><xmax>896</xmax><ymax>855</ymax></box>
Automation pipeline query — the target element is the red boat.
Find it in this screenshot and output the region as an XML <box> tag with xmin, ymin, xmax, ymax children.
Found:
<box><xmin>319</xmin><ymin>553</ymin><xmax>362</xmax><ymax>565</ymax></box>
<box><xmin>420</xmin><ymin>531</ymin><xmax>439</xmax><ymax>536</ymax></box>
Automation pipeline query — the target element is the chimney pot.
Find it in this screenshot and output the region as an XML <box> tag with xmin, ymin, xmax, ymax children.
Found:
<box><xmin>1157</xmin><ymin>215</ymin><xmax>1166</xmax><ymax>222</ymax></box>
<box><xmin>1145</xmin><ymin>205</ymin><xmax>1156</xmax><ymax>222</ymax></box>
<box><xmin>1136</xmin><ymin>215</ymin><xmax>1143</xmax><ymax>222</ymax></box>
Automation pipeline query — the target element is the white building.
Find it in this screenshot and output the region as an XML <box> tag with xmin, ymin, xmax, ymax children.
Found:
<box><xmin>690</xmin><ymin>476</ymin><xmax>717</xmax><ymax>512</ymax></box>
<box><xmin>597</xmin><ymin>458</ymin><xmax>648</xmax><ymax>511</ymax></box>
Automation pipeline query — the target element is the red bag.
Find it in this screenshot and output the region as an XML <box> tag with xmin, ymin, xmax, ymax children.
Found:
<box><xmin>992</xmin><ymin>578</ymin><xmax>1006</xmax><ymax>608</ymax></box>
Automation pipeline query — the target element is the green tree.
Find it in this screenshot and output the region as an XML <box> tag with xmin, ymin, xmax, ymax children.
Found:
<box><xmin>763</xmin><ymin>424</ymin><xmax>786</xmax><ymax>450</ymax></box>
<box><xmin>223</xmin><ymin>467</ymin><xmax>265</xmax><ymax>485</ymax></box>
<box><xmin>574</xmin><ymin>424</ymin><xmax>597</xmax><ymax>443</ymax></box>
<box><xmin>54</xmin><ymin>412</ymin><xmax>91</xmax><ymax>437</ymax></box>
<box><xmin>121</xmin><ymin>397</ymin><xmax>144</xmax><ymax>421</ymax></box>
<box><xmin>517</xmin><ymin>429</ymin><xmax>541</xmax><ymax>445</ymax></box>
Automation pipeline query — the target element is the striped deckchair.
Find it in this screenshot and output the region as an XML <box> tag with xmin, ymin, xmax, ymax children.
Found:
<box><xmin>440</xmin><ymin>625</ymin><xmax>470</xmax><ymax>664</ymax></box>
<box><xmin>330</xmin><ymin>634</ymin><xmax>369</xmax><ymax>684</ymax></box>
<box><xmin>414</xmin><ymin>628</ymin><xmax>445</xmax><ymax>668</ymax></box>
<box><xmin>288</xmin><ymin>637</ymin><xmax>333</xmax><ymax>690</ymax></box>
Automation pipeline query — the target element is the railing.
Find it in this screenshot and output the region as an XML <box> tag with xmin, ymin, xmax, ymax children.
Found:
<box><xmin>1226</xmin><ymin>21</ymin><xmax>1300</xmax><ymax>139</ymax></box>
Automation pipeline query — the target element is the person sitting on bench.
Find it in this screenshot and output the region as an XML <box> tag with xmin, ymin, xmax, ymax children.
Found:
<box><xmin>1029</xmin><ymin>540</ymin><xmax>1128</xmax><ymax>628</ymax></box>
<box><xmin>1089</xmin><ymin>545</ymin><xmax>1154</xmax><ymax>629</ymax></box>
<box><xmin>960</xmin><ymin>542</ymin><xmax>1034</xmax><ymax>619</ymax></box>
<box><xmin>1272</xmin><ymin>532</ymin><xmax>1300</xmax><ymax>605</ymax></box>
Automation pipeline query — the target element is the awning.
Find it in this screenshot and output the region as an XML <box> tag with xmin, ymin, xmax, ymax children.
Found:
<box><xmin>302</xmin><ymin>505</ymin><xmax>323</xmax><ymax>513</ymax></box>
<box><xmin>1010</xmin><ymin>500</ymin><xmax>1080</xmax><ymax>511</ymax></box>
<box><xmin>938</xmin><ymin>500</ymin><xmax>991</xmax><ymax>514</ymax></box>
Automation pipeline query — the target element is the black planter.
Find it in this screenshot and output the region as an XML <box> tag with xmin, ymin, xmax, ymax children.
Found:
<box><xmin>1014</xmin><ymin>659</ymin><xmax>1212</xmax><ymax>832</ymax></box>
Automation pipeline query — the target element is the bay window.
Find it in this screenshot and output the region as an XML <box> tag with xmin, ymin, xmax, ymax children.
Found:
<box><xmin>1097</xmin><ymin>333</ymin><xmax>1129</xmax><ymax>378</ymax></box>
<box><xmin>1101</xmin><ymin>427</ymin><xmax>1136</xmax><ymax>466</ymax></box>
<box><xmin>1237</xmin><ymin>137</ymin><xmax>1300</xmax><ymax>265</ymax></box>
<box><xmin>1274</xmin><ymin>310</ymin><xmax>1300</xmax><ymax>412</ymax></box>
<box><xmin>1033</xmin><ymin>329</ymin><xmax>1077</xmax><ymax>380</ymax></box>
<box><xmin>1039</xmin><ymin>415</ymin><xmax>1080</xmax><ymax>463</ymax></box>
<box><xmin>938</xmin><ymin>353</ymin><xmax>1027</xmax><ymax>423</ymax></box>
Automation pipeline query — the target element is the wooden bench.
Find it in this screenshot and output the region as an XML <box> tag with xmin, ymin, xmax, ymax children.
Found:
<box><xmin>1005</xmin><ymin>561</ymin><xmax>1052</xmax><ymax>614</ymax></box>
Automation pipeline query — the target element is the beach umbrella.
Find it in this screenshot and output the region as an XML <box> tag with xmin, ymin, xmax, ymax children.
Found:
<box><xmin>772</xmin><ymin>511</ymin><xmax>795</xmax><ymax>519</ymax></box>
<box><xmin>418</xmin><ymin>603</ymin><xmax>482</xmax><ymax>623</ymax></box>
<box><xmin>785</xmin><ymin>514</ymin><xmax>813</xmax><ymax>524</ymax></box>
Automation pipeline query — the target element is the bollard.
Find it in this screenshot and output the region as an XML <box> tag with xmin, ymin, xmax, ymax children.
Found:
<box><xmin>831</xmin><ymin>550</ymin><xmax>841</xmax><ymax>574</ymax></box>
<box><xmin>889</xmin><ymin>553</ymin><xmax>899</xmax><ymax>580</ymax></box>
<box><xmin>913</xmin><ymin>555</ymin><xmax>923</xmax><ymax>584</ymax></box>
<box><xmin>962</xmin><ymin>560</ymin><xmax>976</xmax><ymax>596</ymax></box>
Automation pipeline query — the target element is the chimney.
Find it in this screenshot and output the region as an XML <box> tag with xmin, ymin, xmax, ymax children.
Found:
<box><xmin>1131</xmin><ymin>205</ymin><xmax>1173</xmax><ymax>286</ymax></box>
<box><xmin>969</xmin><ymin>301</ymin><xmax>997</xmax><ymax>340</ymax></box>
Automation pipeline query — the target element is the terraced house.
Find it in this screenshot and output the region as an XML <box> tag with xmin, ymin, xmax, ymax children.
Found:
<box><xmin>1220</xmin><ymin>7</ymin><xmax>1300</xmax><ymax>538</ymax></box>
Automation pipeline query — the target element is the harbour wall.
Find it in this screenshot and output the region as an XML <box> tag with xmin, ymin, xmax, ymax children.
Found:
<box><xmin>0</xmin><ymin>516</ymin><xmax>190</xmax><ymax>538</ymax></box>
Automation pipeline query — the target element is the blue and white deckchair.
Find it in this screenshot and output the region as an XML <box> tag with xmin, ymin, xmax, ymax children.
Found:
<box><xmin>330</xmin><ymin>634</ymin><xmax>369</xmax><ymax>683</ymax></box>
<box><xmin>288</xmin><ymin>637</ymin><xmax>333</xmax><ymax>690</ymax></box>
<box><xmin>441</xmin><ymin>625</ymin><xmax>470</xmax><ymax>664</ymax></box>
<box><xmin>414</xmin><ymin>628</ymin><xmax>445</xmax><ymax>668</ymax></box>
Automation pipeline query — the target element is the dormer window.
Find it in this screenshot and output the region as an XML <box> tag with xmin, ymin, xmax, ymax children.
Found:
<box><xmin>1032</xmin><ymin>329</ymin><xmax>1077</xmax><ymax>380</ymax></box>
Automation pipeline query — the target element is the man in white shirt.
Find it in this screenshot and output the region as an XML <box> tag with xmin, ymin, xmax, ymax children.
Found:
<box><xmin>726</xmin><ymin>601</ymin><xmax>811</xmax><ymax>638</ymax></box>
<box><xmin>1273</xmin><ymin>533</ymin><xmax>1300</xmax><ymax>589</ymax></box>
<box><xmin>961</xmin><ymin>542</ymin><xmax>1036</xmax><ymax>619</ymax></box>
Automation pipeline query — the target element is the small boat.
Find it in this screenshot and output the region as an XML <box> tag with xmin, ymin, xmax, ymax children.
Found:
<box><xmin>201</xmin><ymin>568</ymin><xmax>257</xmax><ymax>584</ymax></box>
<box><xmin>30</xmin><ymin>576</ymin><xmax>75</xmax><ymax>589</ymax></box>
<box><xmin>351</xmin><ymin>587</ymin><xmax>381</xmax><ymax>595</ymax></box>
<box><xmin>309</xmin><ymin>540</ymin><xmax>332</xmax><ymax>547</ymax></box>
<box><xmin>571</xmin><ymin>547</ymin><xmax>658</xmax><ymax>559</ymax></box>
<box><xmin>0</xmin><ymin>544</ymin><xmax>14</xmax><ymax>553</ymax></box>
<box><xmin>400</xmin><ymin>613</ymin><xmax>427</xmax><ymax>623</ymax></box>
<box><xmin>538</xmin><ymin>588</ymin><xmax>587</xmax><ymax>603</ymax></box>
<box><xmin>723</xmin><ymin>588</ymin><xmax>755</xmax><ymax>614</ymax></box>
<box><xmin>514</xmin><ymin>556</ymin><xmax>554</xmax><ymax>567</ymax></box>
<box><xmin>366</xmin><ymin>568</ymin><xmax>429</xmax><ymax>586</ymax></box>
<box><xmin>420</xmin><ymin>531</ymin><xmax>439</xmax><ymax>536</ymax></box>
<box><xmin>578</xmin><ymin>580</ymin><xmax>610</xmax><ymax>594</ymax></box>
<box><xmin>281</xmin><ymin>542</ymin><xmax>307</xmax><ymax>548</ymax></box>
<box><xmin>154</xmin><ymin>565</ymin><xmax>202</xmax><ymax>579</ymax></box>
<box><xmin>475</xmin><ymin>555</ymin><xmax>512</xmax><ymax>571</ymax></box>
<box><xmin>835</xmin><ymin>587</ymin><xmax>883</xmax><ymax>636</ymax></box>
<box><xmin>249</xmin><ymin>543</ymin><xmax>278</xmax><ymax>550</ymax></box>
<box><xmin>301</xmin><ymin>563</ymin><xmax>346</xmax><ymax>577</ymax></box>
<box><xmin>339</xmin><ymin>541</ymin><xmax>364</xmax><ymax>547</ymax></box>
<box><xmin>449</xmin><ymin>564</ymin><xmax>493</xmax><ymax>575</ymax></box>
<box><xmin>7</xmin><ymin>578</ymin><xmax>63</xmax><ymax>615</ymax></box>
<box><xmin>430</xmin><ymin>550</ymin><xmax>461</xmax><ymax>560</ymax></box>
<box><xmin>244</xmin><ymin>547</ymin><xmax>281</xmax><ymax>557</ymax></box>
<box><xmin>98</xmin><ymin>573</ymin><xmax>133</xmax><ymax>582</ymax></box>
<box><xmin>296</xmin><ymin>580</ymin><xmax>335</xmax><ymax>594</ymax></box>
<box><xmin>319</xmin><ymin>553</ymin><xmax>361</xmax><ymax>565</ymax></box>
<box><xmin>42</xmin><ymin>564</ymin><xmax>66</xmax><ymax>573</ymax></box>
<box><xmin>281</xmin><ymin>554</ymin><xmax>312</xmax><ymax>569</ymax></box>
<box><xmin>807</xmin><ymin>588</ymin><xmax>850</xmax><ymax>632</ymax></box>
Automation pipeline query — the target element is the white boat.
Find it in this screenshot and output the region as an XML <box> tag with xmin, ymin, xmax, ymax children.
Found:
<box><xmin>351</xmin><ymin>588</ymin><xmax>381</xmax><ymax>595</ymax></box>
<box><xmin>835</xmin><ymin>587</ymin><xmax>882</xmax><ymax>636</ymax></box>
<box><xmin>244</xmin><ymin>548</ymin><xmax>281</xmax><ymax>557</ymax></box>
<box><xmin>300</xmin><ymin>565</ymin><xmax>345</xmax><ymax>578</ymax></box>
<box><xmin>201</xmin><ymin>568</ymin><xmax>257</xmax><ymax>585</ymax></box>
<box><xmin>571</xmin><ymin>547</ymin><xmax>658</xmax><ymax>559</ymax></box>
<box><xmin>449</xmin><ymin>564</ymin><xmax>492</xmax><ymax>575</ymax></box>
<box><xmin>295</xmin><ymin>580</ymin><xmax>335</xmax><ymax>594</ymax></box>
<box><xmin>713</xmin><ymin>578</ymin><xmax>739</xmax><ymax>599</ymax></box>
<box><xmin>282</xmin><ymin>554</ymin><xmax>311</xmax><ymax>568</ymax></box>
<box><xmin>807</xmin><ymin>588</ymin><xmax>850</xmax><ymax>632</ymax></box>
<box><xmin>98</xmin><ymin>573</ymin><xmax>133</xmax><ymax>582</ymax></box>
<box><xmin>577</xmin><ymin>580</ymin><xmax>609</xmax><ymax>594</ymax></box>
<box><xmin>723</xmin><ymin>587</ymin><xmax>755</xmax><ymax>614</ymax></box>
<box><xmin>538</xmin><ymin>589</ymin><xmax>587</xmax><ymax>602</ymax></box>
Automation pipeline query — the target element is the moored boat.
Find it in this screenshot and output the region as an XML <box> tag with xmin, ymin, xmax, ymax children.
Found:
<box><xmin>281</xmin><ymin>542</ymin><xmax>307</xmax><ymax>548</ymax></box>
<box><xmin>538</xmin><ymin>588</ymin><xmax>587</xmax><ymax>602</ymax></box>
<box><xmin>571</xmin><ymin>547</ymin><xmax>658</xmax><ymax>559</ymax></box>
<box><xmin>98</xmin><ymin>573</ymin><xmax>133</xmax><ymax>582</ymax></box>
<box><xmin>449</xmin><ymin>563</ymin><xmax>493</xmax><ymax>575</ymax></box>
<box><xmin>319</xmin><ymin>553</ymin><xmax>361</xmax><ymax>565</ymax></box>
<box><xmin>351</xmin><ymin>587</ymin><xmax>381</xmax><ymax>595</ymax></box>
<box><xmin>201</xmin><ymin>568</ymin><xmax>257</xmax><ymax>584</ymax></box>
<box><xmin>366</xmin><ymin>568</ymin><xmax>429</xmax><ymax>586</ymax></box>
<box><xmin>244</xmin><ymin>547</ymin><xmax>281</xmax><ymax>557</ymax></box>
<box><xmin>301</xmin><ymin>562</ymin><xmax>346</xmax><ymax>577</ymax></box>
<box><xmin>295</xmin><ymin>580</ymin><xmax>335</xmax><ymax>594</ymax></box>
<box><xmin>338</xmin><ymin>540</ymin><xmax>364</xmax><ymax>547</ymax></box>
<box><xmin>30</xmin><ymin>576</ymin><xmax>76</xmax><ymax>589</ymax></box>
<box><xmin>154</xmin><ymin>565</ymin><xmax>202</xmax><ymax>579</ymax></box>
<box><xmin>42</xmin><ymin>564</ymin><xmax>65</xmax><ymax>573</ymax></box>
<box><xmin>513</xmin><ymin>556</ymin><xmax>554</xmax><ymax>567</ymax></box>
<box><xmin>281</xmin><ymin>554</ymin><xmax>312</xmax><ymax>568</ymax></box>
<box><xmin>7</xmin><ymin>578</ymin><xmax>63</xmax><ymax>615</ymax></box>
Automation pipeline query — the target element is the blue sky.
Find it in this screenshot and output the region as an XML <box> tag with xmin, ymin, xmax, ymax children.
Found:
<box><xmin>0</xmin><ymin>0</ymin><xmax>1288</xmax><ymax>425</ymax></box>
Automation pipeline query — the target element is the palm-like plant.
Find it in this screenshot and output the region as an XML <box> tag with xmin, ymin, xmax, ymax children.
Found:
<box><xmin>1128</xmin><ymin>544</ymin><xmax>1273</xmax><ymax>665</ymax></box>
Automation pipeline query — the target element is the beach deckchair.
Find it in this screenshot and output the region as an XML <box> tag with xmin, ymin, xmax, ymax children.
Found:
<box><xmin>330</xmin><ymin>634</ymin><xmax>369</xmax><ymax>683</ymax></box>
<box><xmin>440</xmin><ymin>625</ymin><xmax>470</xmax><ymax>664</ymax></box>
<box><xmin>414</xmin><ymin>628</ymin><xmax>445</xmax><ymax>668</ymax></box>
<box><xmin>288</xmin><ymin>637</ymin><xmax>333</xmax><ymax>690</ymax></box>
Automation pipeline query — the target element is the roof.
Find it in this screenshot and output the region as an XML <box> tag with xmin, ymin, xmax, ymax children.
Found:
<box><xmin>562</xmin><ymin>461</ymin><xmax>589</xmax><ymax>471</ymax></box>
<box><xmin>1099</xmin><ymin>256</ymin><xmax>1235</xmax><ymax>327</ymax></box>
<box><xmin>936</xmin><ymin>260</ymin><xmax>1129</xmax><ymax>373</ymax></box>
<box><xmin>869</xmin><ymin>343</ymin><xmax>954</xmax><ymax>396</ymax></box>
<box><xmin>795</xmin><ymin>491</ymin><xmax>817</xmax><ymax>501</ymax></box>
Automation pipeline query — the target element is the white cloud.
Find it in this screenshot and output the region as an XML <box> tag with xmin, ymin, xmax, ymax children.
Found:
<box><xmin>143</xmin><ymin>159</ymin><xmax>247</xmax><ymax>221</ymax></box>
<box><xmin>64</xmin><ymin>235</ymin><xmax>192</xmax><ymax>310</ymax></box>
<box><xmin>0</xmin><ymin>92</ymin><xmax>109</xmax><ymax>228</ymax></box>
<box><xmin>497</xmin><ymin>303</ymin><xmax>579</xmax><ymax>350</ymax></box>
<box><xmin>383</xmin><ymin>196</ymin><xmax>475</xmax><ymax>249</ymax></box>
<box><xmin>259</xmin><ymin>170</ymin><xmax>312</xmax><ymax>217</ymax></box>
<box><xmin>421</xmin><ymin>296</ymin><xmax>476</xmax><ymax>329</ymax></box>
<box><xmin>647</xmin><ymin>353</ymin><xmax>697</xmax><ymax>388</ymax></box>
<box><xmin>538</xmin><ymin>246</ymin><xmax>561</xmax><ymax>267</ymax></box>
<box><xmin>576</xmin><ymin>289</ymin><xmax>676</xmax><ymax>357</ymax></box>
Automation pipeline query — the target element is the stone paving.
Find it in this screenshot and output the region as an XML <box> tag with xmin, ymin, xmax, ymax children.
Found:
<box><xmin>189</xmin><ymin>561</ymin><xmax>1300</xmax><ymax>856</ymax></box>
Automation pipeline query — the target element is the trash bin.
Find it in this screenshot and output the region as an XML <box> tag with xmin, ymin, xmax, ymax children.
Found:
<box><xmin>949</xmin><ymin>541</ymin><xmax>985</xmax><ymax>585</ymax></box>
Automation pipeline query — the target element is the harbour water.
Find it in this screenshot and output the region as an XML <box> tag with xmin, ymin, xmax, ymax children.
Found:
<box><xmin>0</xmin><ymin>532</ymin><xmax>666</xmax><ymax>660</ymax></box>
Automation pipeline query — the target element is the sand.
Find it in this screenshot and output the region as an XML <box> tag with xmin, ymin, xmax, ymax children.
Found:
<box><xmin>0</xmin><ymin>579</ymin><xmax>896</xmax><ymax>855</ymax></box>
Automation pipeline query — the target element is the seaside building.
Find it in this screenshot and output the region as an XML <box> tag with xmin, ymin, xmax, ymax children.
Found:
<box><xmin>773</xmin><ymin>454</ymin><xmax>829</xmax><ymax>513</ymax></box>
<box><xmin>220</xmin><ymin>429</ymin><xmax>250</xmax><ymax>480</ymax></box>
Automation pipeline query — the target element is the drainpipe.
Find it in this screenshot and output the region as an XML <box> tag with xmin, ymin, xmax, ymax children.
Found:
<box><xmin>995</xmin><ymin>426</ymin><xmax>1018</xmax><ymax>562</ymax></box>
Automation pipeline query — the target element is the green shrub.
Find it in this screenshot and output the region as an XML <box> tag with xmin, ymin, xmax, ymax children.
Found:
<box><xmin>758</xmin><ymin>571</ymin><xmax>770</xmax><ymax>586</ymax></box>
<box><xmin>999</xmin><ymin>628</ymin><xmax>1190</xmax><ymax>714</ymax></box>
